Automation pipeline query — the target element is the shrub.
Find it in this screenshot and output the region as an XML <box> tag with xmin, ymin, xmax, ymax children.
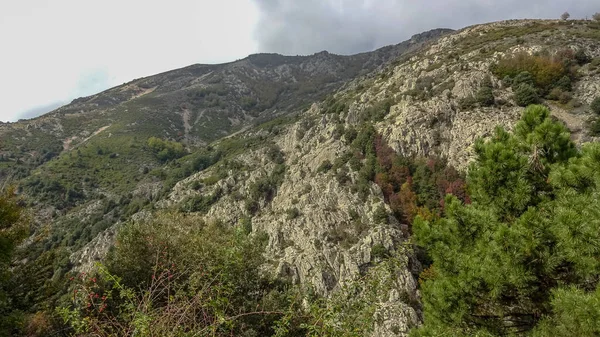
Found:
<box><xmin>512</xmin><ymin>71</ymin><xmax>535</xmax><ymax>88</ymax></box>
<box><xmin>555</xmin><ymin>75</ymin><xmax>572</xmax><ymax>91</ymax></box>
<box><xmin>514</xmin><ymin>83</ymin><xmax>539</xmax><ymax>106</ymax></box>
<box><xmin>344</xmin><ymin>126</ymin><xmax>358</xmax><ymax>145</ymax></box>
<box><xmin>476</xmin><ymin>86</ymin><xmax>494</xmax><ymax>107</ymax></box>
<box><xmin>332</xmin><ymin>123</ymin><xmax>345</xmax><ymax>140</ymax></box>
<box><xmin>370</xmin><ymin>244</ymin><xmax>389</xmax><ymax>260</ymax></box>
<box><xmin>179</xmin><ymin>191</ymin><xmax>221</xmax><ymax>213</ymax></box>
<box><xmin>266</xmin><ymin>144</ymin><xmax>285</xmax><ymax>164</ymax></box>
<box><xmin>317</xmin><ymin>160</ymin><xmax>333</xmax><ymax>173</ymax></box>
<box><xmin>547</xmin><ymin>88</ymin><xmax>562</xmax><ymax>101</ymax></box>
<box><xmin>491</xmin><ymin>53</ymin><xmax>567</xmax><ymax>93</ymax></box>
<box><xmin>574</xmin><ymin>49</ymin><xmax>591</xmax><ymax>65</ymax></box>
<box><xmin>373</xmin><ymin>205</ymin><xmax>389</xmax><ymax>224</ymax></box>
<box><xmin>591</xmin><ymin>97</ymin><xmax>600</xmax><ymax>114</ymax></box>
<box><xmin>458</xmin><ymin>95</ymin><xmax>477</xmax><ymax>110</ymax></box>
<box><xmin>547</xmin><ymin>88</ymin><xmax>572</xmax><ymax>104</ymax></box>
<box><xmin>589</xmin><ymin>119</ymin><xmax>600</xmax><ymax>136</ymax></box>
<box><xmin>147</xmin><ymin>137</ymin><xmax>186</xmax><ymax>162</ymax></box>
<box><xmin>558</xmin><ymin>91</ymin><xmax>573</xmax><ymax>105</ymax></box>
<box><xmin>285</xmin><ymin>207</ymin><xmax>300</xmax><ymax>220</ymax></box>
<box><xmin>60</xmin><ymin>213</ymin><xmax>280</xmax><ymax>336</ymax></box>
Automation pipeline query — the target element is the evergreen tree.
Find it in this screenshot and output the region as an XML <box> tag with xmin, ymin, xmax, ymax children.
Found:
<box><xmin>412</xmin><ymin>105</ymin><xmax>600</xmax><ymax>336</ymax></box>
<box><xmin>514</xmin><ymin>83</ymin><xmax>539</xmax><ymax>107</ymax></box>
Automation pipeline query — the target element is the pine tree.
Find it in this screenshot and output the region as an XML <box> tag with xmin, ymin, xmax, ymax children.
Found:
<box><xmin>412</xmin><ymin>105</ymin><xmax>600</xmax><ymax>336</ymax></box>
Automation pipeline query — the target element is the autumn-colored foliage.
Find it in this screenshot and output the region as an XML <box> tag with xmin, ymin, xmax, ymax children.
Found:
<box><xmin>370</xmin><ymin>134</ymin><xmax>468</xmax><ymax>226</ymax></box>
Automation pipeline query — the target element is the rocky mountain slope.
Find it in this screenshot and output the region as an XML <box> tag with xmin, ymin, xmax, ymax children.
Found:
<box><xmin>148</xmin><ymin>19</ymin><xmax>599</xmax><ymax>335</ymax></box>
<box><xmin>0</xmin><ymin>28</ymin><xmax>450</xmax><ymax>169</ymax></box>
<box><xmin>3</xmin><ymin>18</ymin><xmax>600</xmax><ymax>337</ymax></box>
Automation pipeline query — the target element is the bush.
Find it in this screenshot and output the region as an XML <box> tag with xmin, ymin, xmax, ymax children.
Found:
<box><xmin>555</xmin><ymin>75</ymin><xmax>572</xmax><ymax>91</ymax></box>
<box><xmin>558</xmin><ymin>91</ymin><xmax>573</xmax><ymax>105</ymax></box>
<box><xmin>370</xmin><ymin>244</ymin><xmax>389</xmax><ymax>260</ymax></box>
<box><xmin>491</xmin><ymin>53</ymin><xmax>567</xmax><ymax>93</ymax></box>
<box><xmin>475</xmin><ymin>86</ymin><xmax>494</xmax><ymax>107</ymax></box>
<box><xmin>591</xmin><ymin>97</ymin><xmax>600</xmax><ymax>115</ymax></box>
<box><xmin>266</xmin><ymin>144</ymin><xmax>285</xmax><ymax>164</ymax></box>
<box><xmin>574</xmin><ymin>49</ymin><xmax>591</xmax><ymax>65</ymax></box>
<box><xmin>285</xmin><ymin>207</ymin><xmax>300</xmax><ymax>220</ymax></box>
<box><xmin>373</xmin><ymin>205</ymin><xmax>388</xmax><ymax>224</ymax></box>
<box><xmin>458</xmin><ymin>95</ymin><xmax>477</xmax><ymax>110</ymax></box>
<box><xmin>548</xmin><ymin>88</ymin><xmax>572</xmax><ymax>104</ymax></box>
<box><xmin>589</xmin><ymin>119</ymin><xmax>600</xmax><ymax>136</ymax></box>
<box><xmin>317</xmin><ymin>160</ymin><xmax>333</xmax><ymax>173</ymax></box>
<box><xmin>60</xmin><ymin>213</ymin><xmax>282</xmax><ymax>336</ymax></box>
<box><xmin>514</xmin><ymin>83</ymin><xmax>539</xmax><ymax>106</ymax></box>
<box><xmin>512</xmin><ymin>71</ymin><xmax>535</xmax><ymax>88</ymax></box>
<box><xmin>147</xmin><ymin>137</ymin><xmax>186</xmax><ymax>162</ymax></box>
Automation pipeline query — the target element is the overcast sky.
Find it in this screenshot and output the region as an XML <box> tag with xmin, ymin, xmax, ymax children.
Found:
<box><xmin>1</xmin><ymin>0</ymin><xmax>598</xmax><ymax>122</ymax></box>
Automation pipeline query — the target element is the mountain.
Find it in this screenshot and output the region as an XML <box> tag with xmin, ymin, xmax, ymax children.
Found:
<box><xmin>0</xmin><ymin>28</ymin><xmax>451</xmax><ymax>199</ymax></box>
<box><xmin>2</xmin><ymin>18</ymin><xmax>600</xmax><ymax>336</ymax></box>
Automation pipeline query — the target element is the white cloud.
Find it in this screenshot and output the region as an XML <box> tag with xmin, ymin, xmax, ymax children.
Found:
<box><xmin>0</xmin><ymin>0</ymin><xmax>259</xmax><ymax>122</ymax></box>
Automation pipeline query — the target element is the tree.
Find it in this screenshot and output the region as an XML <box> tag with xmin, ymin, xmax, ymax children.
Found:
<box><xmin>592</xmin><ymin>12</ymin><xmax>600</xmax><ymax>21</ymax></box>
<box><xmin>512</xmin><ymin>71</ymin><xmax>535</xmax><ymax>88</ymax></box>
<box><xmin>475</xmin><ymin>76</ymin><xmax>495</xmax><ymax>106</ymax></box>
<box><xmin>412</xmin><ymin>105</ymin><xmax>599</xmax><ymax>336</ymax></box>
<box><xmin>476</xmin><ymin>86</ymin><xmax>495</xmax><ymax>107</ymax></box>
<box><xmin>591</xmin><ymin>97</ymin><xmax>600</xmax><ymax>115</ymax></box>
<box><xmin>514</xmin><ymin>83</ymin><xmax>539</xmax><ymax>106</ymax></box>
<box><xmin>561</xmin><ymin>12</ymin><xmax>570</xmax><ymax>20</ymax></box>
<box><xmin>0</xmin><ymin>188</ymin><xmax>28</xmax><ymax>334</ymax></box>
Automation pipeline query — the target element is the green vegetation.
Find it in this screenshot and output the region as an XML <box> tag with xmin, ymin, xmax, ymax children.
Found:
<box><xmin>50</xmin><ymin>212</ymin><xmax>421</xmax><ymax>337</ymax></box>
<box><xmin>59</xmin><ymin>213</ymin><xmax>285</xmax><ymax>336</ymax></box>
<box><xmin>514</xmin><ymin>83</ymin><xmax>539</xmax><ymax>106</ymax></box>
<box><xmin>591</xmin><ymin>97</ymin><xmax>600</xmax><ymax>115</ymax></box>
<box><xmin>147</xmin><ymin>137</ymin><xmax>186</xmax><ymax>162</ymax></box>
<box><xmin>492</xmin><ymin>52</ymin><xmax>567</xmax><ymax>91</ymax></box>
<box><xmin>348</xmin><ymin>125</ymin><xmax>467</xmax><ymax>223</ymax></box>
<box><xmin>491</xmin><ymin>48</ymin><xmax>591</xmax><ymax>107</ymax></box>
<box><xmin>475</xmin><ymin>85</ymin><xmax>494</xmax><ymax>107</ymax></box>
<box><xmin>245</xmin><ymin>164</ymin><xmax>286</xmax><ymax>215</ymax></box>
<box><xmin>285</xmin><ymin>207</ymin><xmax>300</xmax><ymax>220</ymax></box>
<box><xmin>317</xmin><ymin>160</ymin><xmax>333</xmax><ymax>173</ymax></box>
<box><xmin>0</xmin><ymin>188</ymin><xmax>28</xmax><ymax>335</ymax></box>
<box><xmin>412</xmin><ymin>105</ymin><xmax>600</xmax><ymax>336</ymax></box>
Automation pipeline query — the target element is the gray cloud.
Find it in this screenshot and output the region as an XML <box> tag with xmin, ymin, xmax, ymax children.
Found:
<box><xmin>252</xmin><ymin>0</ymin><xmax>599</xmax><ymax>55</ymax></box>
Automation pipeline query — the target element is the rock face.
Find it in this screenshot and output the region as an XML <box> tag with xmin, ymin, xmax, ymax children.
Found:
<box><xmin>349</xmin><ymin>20</ymin><xmax>600</xmax><ymax>170</ymax></box>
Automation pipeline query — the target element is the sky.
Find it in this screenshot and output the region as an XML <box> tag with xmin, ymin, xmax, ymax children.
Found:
<box><xmin>1</xmin><ymin>0</ymin><xmax>598</xmax><ymax>122</ymax></box>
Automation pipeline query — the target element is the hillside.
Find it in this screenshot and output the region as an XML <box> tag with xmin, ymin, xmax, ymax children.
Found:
<box><xmin>2</xmin><ymin>18</ymin><xmax>600</xmax><ymax>337</ymax></box>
